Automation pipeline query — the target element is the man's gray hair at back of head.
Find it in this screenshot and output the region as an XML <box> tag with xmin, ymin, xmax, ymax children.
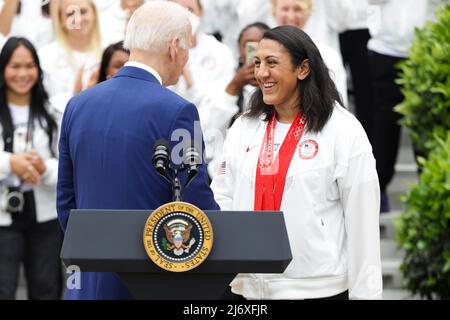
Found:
<box><xmin>124</xmin><ymin>1</ymin><xmax>191</xmax><ymax>52</ymax></box>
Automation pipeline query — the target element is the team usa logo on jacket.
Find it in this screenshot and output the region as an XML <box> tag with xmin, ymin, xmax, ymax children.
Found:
<box><xmin>143</xmin><ymin>202</ymin><xmax>213</xmax><ymax>272</ymax></box>
<box><xmin>299</xmin><ymin>140</ymin><xmax>319</xmax><ymax>160</ymax></box>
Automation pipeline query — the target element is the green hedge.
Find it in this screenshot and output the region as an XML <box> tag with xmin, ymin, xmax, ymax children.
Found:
<box><xmin>394</xmin><ymin>3</ymin><xmax>450</xmax><ymax>300</ymax></box>
<box><xmin>395</xmin><ymin>133</ymin><xmax>450</xmax><ymax>299</ymax></box>
<box><xmin>395</xmin><ymin>4</ymin><xmax>450</xmax><ymax>158</ymax></box>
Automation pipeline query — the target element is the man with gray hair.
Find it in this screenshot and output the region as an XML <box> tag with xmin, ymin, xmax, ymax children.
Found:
<box><xmin>57</xmin><ymin>1</ymin><xmax>219</xmax><ymax>300</ymax></box>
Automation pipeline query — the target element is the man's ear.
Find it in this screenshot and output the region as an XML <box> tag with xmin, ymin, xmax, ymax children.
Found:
<box><xmin>168</xmin><ymin>38</ymin><xmax>180</xmax><ymax>62</ymax></box>
<box><xmin>297</xmin><ymin>59</ymin><xmax>310</xmax><ymax>81</ymax></box>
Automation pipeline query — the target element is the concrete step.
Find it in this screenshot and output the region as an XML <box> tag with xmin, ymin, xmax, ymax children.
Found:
<box><xmin>382</xmin><ymin>259</ymin><xmax>404</xmax><ymax>289</ymax></box>
<box><xmin>16</xmin><ymin>287</ymin><xmax>27</xmax><ymax>300</ymax></box>
<box><xmin>381</xmin><ymin>239</ymin><xmax>404</xmax><ymax>260</ymax></box>
<box><xmin>395</xmin><ymin>163</ymin><xmax>417</xmax><ymax>173</ymax></box>
<box><xmin>399</xmin><ymin>127</ymin><xmax>414</xmax><ymax>149</ymax></box>
<box><xmin>18</xmin><ymin>265</ymin><xmax>26</xmax><ymax>287</ymax></box>
<box><xmin>382</xmin><ymin>289</ymin><xmax>420</xmax><ymax>300</ymax></box>
<box><xmin>380</xmin><ymin>210</ymin><xmax>402</xmax><ymax>239</ymax></box>
<box><xmin>387</xmin><ymin>161</ymin><xmax>419</xmax><ymax>212</ymax></box>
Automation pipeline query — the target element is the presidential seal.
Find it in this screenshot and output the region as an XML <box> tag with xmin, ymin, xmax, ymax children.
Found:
<box><xmin>143</xmin><ymin>202</ymin><xmax>213</xmax><ymax>272</ymax></box>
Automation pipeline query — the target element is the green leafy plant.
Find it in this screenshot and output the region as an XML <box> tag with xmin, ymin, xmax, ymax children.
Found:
<box><xmin>395</xmin><ymin>4</ymin><xmax>450</xmax><ymax>158</ymax></box>
<box><xmin>395</xmin><ymin>133</ymin><xmax>450</xmax><ymax>299</ymax></box>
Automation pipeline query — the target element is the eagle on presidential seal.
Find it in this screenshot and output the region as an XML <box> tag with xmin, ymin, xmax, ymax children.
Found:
<box><xmin>163</xmin><ymin>219</ymin><xmax>196</xmax><ymax>256</ymax></box>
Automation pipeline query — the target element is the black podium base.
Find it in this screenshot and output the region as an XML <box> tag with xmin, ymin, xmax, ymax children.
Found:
<box><xmin>119</xmin><ymin>273</ymin><xmax>236</xmax><ymax>300</ymax></box>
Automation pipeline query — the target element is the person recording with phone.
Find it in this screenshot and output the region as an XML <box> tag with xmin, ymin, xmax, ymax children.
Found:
<box><xmin>0</xmin><ymin>37</ymin><xmax>62</xmax><ymax>300</ymax></box>
<box><xmin>225</xmin><ymin>22</ymin><xmax>270</xmax><ymax>122</ymax></box>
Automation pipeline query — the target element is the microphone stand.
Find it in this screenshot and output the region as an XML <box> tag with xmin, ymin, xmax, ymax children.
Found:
<box><xmin>153</xmin><ymin>142</ymin><xmax>200</xmax><ymax>202</ymax></box>
<box><xmin>170</xmin><ymin>165</ymin><xmax>199</xmax><ymax>202</ymax></box>
<box><xmin>172</xmin><ymin>169</ymin><xmax>182</xmax><ymax>202</ymax></box>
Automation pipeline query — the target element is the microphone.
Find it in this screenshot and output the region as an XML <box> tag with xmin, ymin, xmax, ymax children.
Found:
<box><xmin>183</xmin><ymin>140</ymin><xmax>201</xmax><ymax>189</ymax></box>
<box><xmin>152</xmin><ymin>139</ymin><xmax>171</xmax><ymax>182</ymax></box>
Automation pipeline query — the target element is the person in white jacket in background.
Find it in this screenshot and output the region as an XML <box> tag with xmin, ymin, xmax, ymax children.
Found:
<box><xmin>170</xmin><ymin>0</ymin><xmax>236</xmax><ymax>179</ymax></box>
<box><xmin>0</xmin><ymin>0</ymin><xmax>54</xmax><ymax>50</ymax></box>
<box><xmin>323</xmin><ymin>0</ymin><xmax>373</xmax><ymax>141</ymax></box>
<box><xmin>93</xmin><ymin>0</ymin><xmax>116</xmax><ymax>13</ymax></box>
<box><xmin>0</xmin><ymin>37</ymin><xmax>62</xmax><ymax>300</ymax></box>
<box><xmin>38</xmin><ymin>0</ymin><xmax>102</xmax><ymax>113</ymax></box>
<box><xmin>301</xmin><ymin>0</ymin><xmax>340</xmax><ymax>52</ymax></box>
<box><xmin>211</xmin><ymin>26</ymin><xmax>382</xmax><ymax>300</ymax></box>
<box><xmin>200</xmin><ymin>0</ymin><xmax>271</xmax><ymax>57</ymax></box>
<box><xmin>366</xmin><ymin>0</ymin><xmax>445</xmax><ymax>212</ymax></box>
<box><xmin>99</xmin><ymin>0</ymin><xmax>144</xmax><ymax>47</ymax></box>
<box><xmin>271</xmin><ymin>0</ymin><xmax>348</xmax><ymax>107</ymax></box>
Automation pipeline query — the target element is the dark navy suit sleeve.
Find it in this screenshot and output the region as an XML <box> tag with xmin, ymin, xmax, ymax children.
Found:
<box><xmin>56</xmin><ymin>100</ymin><xmax>76</xmax><ymax>231</ymax></box>
<box><xmin>169</xmin><ymin>102</ymin><xmax>220</xmax><ymax>211</ymax></box>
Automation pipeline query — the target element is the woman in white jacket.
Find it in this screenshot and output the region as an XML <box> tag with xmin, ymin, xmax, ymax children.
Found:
<box><xmin>211</xmin><ymin>26</ymin><xmax>382</xmax><ymax>300</ymax></box>
<box><xmin>0</xmin><ymin>37</ymin><xmax>61</xmax><ymax>300</ymax></box>
<box><xmin>38</xmin><ymin>0</ymin><xmax>102</xmax><ymax>113</ymax></box>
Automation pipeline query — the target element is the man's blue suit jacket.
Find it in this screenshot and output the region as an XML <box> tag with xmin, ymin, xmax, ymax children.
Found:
<box><xmin>57</xmin><ymin>66</ymin><xmax>220</xmax><ymax>300</ymax></box>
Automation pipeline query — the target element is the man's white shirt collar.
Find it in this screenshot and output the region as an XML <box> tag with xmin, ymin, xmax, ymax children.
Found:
<box><xmin>124</xmin><ymin>61</ymin><xmax>163</xmax><ymax>85</ymax></box>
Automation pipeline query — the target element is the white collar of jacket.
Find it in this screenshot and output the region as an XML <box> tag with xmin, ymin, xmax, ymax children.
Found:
<box><xmin>124</xmin><ymin>61</ymin><xmax>162</xmax><ymax>85</ymax></box>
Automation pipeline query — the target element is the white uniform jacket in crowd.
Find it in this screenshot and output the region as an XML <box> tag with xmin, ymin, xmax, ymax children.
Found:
<box><xmin>211</xmin><ymin>105</ymin><xmax>383</xmax><ymax>299</ymax></box>
<box><xmin>303</xmin><ymin>0</ymin><xmax>340</xmax><ymax>52</ymax></box>
<box><xmin>93</xmin><ymin>0</ymin><xmax>117</xmax><ymax>13</ymax></box>
<box><xmin>201</xmin><ymin>0</ymin><xmax>272</xmax><ymax>57</ymax></box>
<box><xmin>39</xmin><ymin>41</ymin><xmax>100</xmax><ymax>113</ymax></box>
<box><xmin>99</xmin><ymin>1</ymin><xmax>128</xmax><ymax>47</ymax></box>
<box><xmin>323</xmin><ymin>0</ymin><xmax>370</xmax><ymax>32</ymax></box>
<box><xmin>0</xmin><ymin>0</ymin><xmax>54</xmax><ymax>49</ymax></box>
<box><xmin>0</xmin><ymin>107</ymin><xmax>61</xmax><ymax>226</ymax></box>
<box><xmin>367</xmin><ymin>0</ymin><xmax>445</xmax><ymax>57</ymax></box>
